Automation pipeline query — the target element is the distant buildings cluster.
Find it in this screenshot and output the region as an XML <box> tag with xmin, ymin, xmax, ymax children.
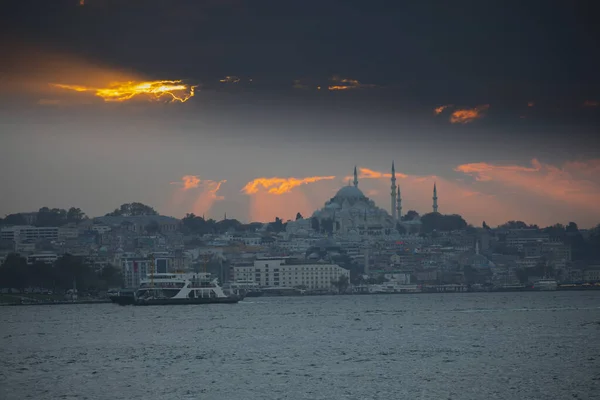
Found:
<box><xmin>1</xmin><ymin>173</ymin><xmax>600</xmax><ymax>294</ymax></box>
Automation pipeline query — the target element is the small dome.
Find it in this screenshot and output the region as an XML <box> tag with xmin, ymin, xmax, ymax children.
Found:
<box><xmin>334</xmin><ymin>186</ymin><xmax>366</xmax><ymax>200</ymax></box>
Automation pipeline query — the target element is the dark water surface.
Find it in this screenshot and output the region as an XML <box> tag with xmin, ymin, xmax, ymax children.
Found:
<box><xmin>1</xmin><ymin>292</ymin><xmax>600</xmax><ymax>400</ymax></box>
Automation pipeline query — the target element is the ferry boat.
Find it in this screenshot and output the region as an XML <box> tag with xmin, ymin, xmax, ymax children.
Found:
<box><xmin>108</xmin><ymin>288</ymin><xmax>135</xmax><ymax>305</ymax></box>
<box><xmin>115</xmin><ymin>273</ymin><xmax>242</xmax><ymax>306</ymax></box>
<box><xmin>224</xmin><ymin>279</ymin><xmax>264</xmax><ymax>297</ymax></box>
<box><xmin>369</xmin><ymin>283</ymin><xmax>422</xmax><ymax>294</ymax></box>
<box><xmin>532</xmin><ymin>279</ymin><xmax>558</xmax><ymax>291</ymax></box>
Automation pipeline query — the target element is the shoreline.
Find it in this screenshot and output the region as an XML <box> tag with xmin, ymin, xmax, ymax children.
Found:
<box><xmin>2</xmin><ymin>287</ymin><xmax>599</xmax><ymax>306</ymax></box>
<box><xmin>0</xmin><ymin>299</ymin><xmax>112</xmax><ymax>307</ymax></box>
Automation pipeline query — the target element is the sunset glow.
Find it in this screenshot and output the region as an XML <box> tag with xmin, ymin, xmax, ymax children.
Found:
<box><xmin>328</xmin><ymin>76</ymin><xmax>376</xmax><ymax>91</ymax></box>
<box><xmin>219</xmin><ymin>76</ymin><xmax>241</xmax><ymax>84</ymax></box>
<box><xmin>242</xmin><ymin>176</ymin><xmax>336</xmax><ymax>195</ymax></box>
<box><xmin>52</xmin><ymin>80</ymin><xmax>196</xmax><ymax>103</ymax></box>
<box><xmin>434</xmin><ymin>105</ymin><xmax>452</xmax><ymax>115</ymax></box>
<box><xmin>450</xmin><ymin>104</ymin><xmax>490</xmax><ymax>124</ymax></box>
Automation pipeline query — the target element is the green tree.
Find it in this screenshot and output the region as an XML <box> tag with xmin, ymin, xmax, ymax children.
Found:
<box><xmin>0</xmin><ymin>254</ymin><xmax>29</xmax><ymax>292</ymax></box>
<box><xmin>3</xmin><ymin>213</ymin><xmax>27</xmax><ymax>225</ymax></box>
<box><xmin>331</xmin><ymin>274</ymin><xmax>349</xmax><ymax>293</ymax></box>
<box><xmin>36</xmin><ymin>207</ymin><xmax>67</xmax><ymax>227</ymax></box>
<box><xmin>67</xmin><ymin>207</ymin><xmax>86</xmax><ymax>224</ymax></box>
<box><xmin>267</xmin><ymin>217</ymin><xmax>286</xmax><ymax>233</ymax></box>
<box><xmin>98</xmin><ymin>264</ymin><xmax>123</xmax><ymax>289</ymax></box>
<box><xmin>420</xmin><ymin>213</ymin><xmax>467</xmax><ymax>233</ymax></box>
<box><xmin>106</xmin><ymin>202</ymin><xmax>158</xmax><ymax>217</ymax></box>
<box><xmin>215</xmin><ymin>218</ymin><xmax>242</xmax><ymax>233</ymax></box>
<box><xmin>54</xmin><ymin>254</ymin><xmax>98</xmax><ymax>292</ymax></box>
<box><xmin>402</xmin><ymin>210</ymin><xmax>419</xmax><ymax>221</ymax></box>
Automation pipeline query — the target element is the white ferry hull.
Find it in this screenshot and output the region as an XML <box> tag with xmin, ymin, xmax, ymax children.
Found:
<box><xmin>133</xmin><ymin>296</ymin><xmax>241</xmax><ymax>306</ymax></box>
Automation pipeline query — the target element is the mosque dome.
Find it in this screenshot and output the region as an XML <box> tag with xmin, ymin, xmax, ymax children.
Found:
<box><xmin>333</xmin><ymin>185</ymin><xmax>366</xmax><ymax>200</ymax></box>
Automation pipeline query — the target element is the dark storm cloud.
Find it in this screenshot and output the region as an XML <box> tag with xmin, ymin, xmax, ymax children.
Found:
<box><xmin>1</xmin><ymin>0</ymin><xmax>599</xmax><ymax>136</ymax></box>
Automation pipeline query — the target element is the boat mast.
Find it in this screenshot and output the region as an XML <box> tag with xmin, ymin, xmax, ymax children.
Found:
<box><xmin>149</xmin><ymin>253</ymin><xmax>155</xmax><ymax>289</ymax></box>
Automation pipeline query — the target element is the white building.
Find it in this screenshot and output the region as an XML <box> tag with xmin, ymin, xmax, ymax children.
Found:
<box><xmin>90</xmin><ymin>225</ymin><xmax>112</xmax><ymax>234</ymax></box>
<box><xmin>27</xmin><ymin>252</ymin><xmax>59</xmax><ymax>265</ymax></box>
<box><xmin>233</xmin><ymin>257</ymin><xmax>350</xmax><ymax>290</ymax></box>
<box><xmin>1</xmin><ymin>226</ymin><xmax>59</xmax><ymax>242</ymax></box>
<box><xmin>58</xmin><ymin>225</ymin><xmax>79</xmax><ymax>240</ymax></box>
<box><xmin>121</xmin><ymin>257</ymin><xmax>151</xmax><ymax>288</ymax></box>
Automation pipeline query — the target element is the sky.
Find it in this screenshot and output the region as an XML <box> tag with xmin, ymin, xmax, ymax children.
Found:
<box><xmin>1</xmin><ymin>0</ymin><xmax>599</xmax><ymax>227</ymax></box>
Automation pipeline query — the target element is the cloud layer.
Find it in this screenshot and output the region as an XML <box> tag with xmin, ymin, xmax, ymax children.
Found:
<box><xmin>170</xmin><ymin>175</ymin><xmax>226</xmax><ymax>216</ymax></box>
<box><xmin>177</xmin><ymin>160</ymin><xmax>600</xmax><ymax>227</ymax></box>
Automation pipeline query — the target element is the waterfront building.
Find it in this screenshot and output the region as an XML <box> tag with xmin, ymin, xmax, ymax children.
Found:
<box><xmin>26</xmin><ymin>252</ymin><xmax>59</xmax><ymax>265</ymax></box>
<box><xmin>233</xmin><ymin>257</ymin><xmax>350</xmax><ymax>290</ymax></box>
<box><xmin>1</xmin><ymin>226</ymin><xmax>59</xmax><ymax>242</ymax></box>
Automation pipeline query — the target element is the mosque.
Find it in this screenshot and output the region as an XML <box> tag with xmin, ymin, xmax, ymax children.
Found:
<box><xmin>286</xmin><ymin>163</ymin><xmax>439</xmax><ymax>236</ymax></box>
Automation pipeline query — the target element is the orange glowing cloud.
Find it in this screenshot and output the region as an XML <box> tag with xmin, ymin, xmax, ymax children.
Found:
<box><xmin>170</xmin><ymin>176</ymin><xmax>226</xmax><ymax>216</ymax></box>
<box><xmin>434</xmin><ymin>104</ymin><xmax>452</xmax><ymax>115</ymax></box>
<box><xmin>244</xmin><ymin>160</ymin><xmax>600</xmax><ymax>227</ymax></box>
<box><xmin>450</xmin><ymin>104</ymin><xmax>490</xmax><ymax>124</ymax></box>
<box><xmin>219</xmin><ymin>76</ymin><xmax>241</xmax><ymax>84</ymax></box>
<box><xmin>52</xmin><ymin>80</ymin><xmax>196</xmax><ymax>103</ymax></box>
<box><xmin>179</xmin><ymin>175</ymin><xmax>201</xmax><ymax>190</ymax></box>
<box><xmin>583</xmin><ymin>100</ymin><xmax>599</xmax><ymax>107</ymax></box>
<box><xmin>242</xmin><ymin>175</ymin><xmax>336</xmax><ymax>195</ymax></box>
<box><xmin>527</xmin><ymin>101</ymin><xmax>535</xmax><ymax>107</ymax></box>
<box><xmin>1</xmin><ymin>44</ymin><xmax>137</xmax><ymax>102</ymax></box>
<box><xmin>455</xmin><ymin>159</ymin><xmax>600</xmax><ymax>219</ymax></box>
<box><xmin>345</xmin><ymin>167</ymin><xmax>408</xmax><ymax>181</ymax></box>
<box><xmin>328</xmin><ymin>75</ymin><xmax>376</xmax><ymax>91</ymax></box>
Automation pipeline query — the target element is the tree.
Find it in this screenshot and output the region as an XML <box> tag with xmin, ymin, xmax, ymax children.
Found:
<box><xmin>295</xmin><ymin>212</ymin><xmax>303</xmax><ymax>220</ymax></box>
<box><xmin>543</xmin><ymin>223</ymin><xmax>565</xmax><ymax>239</ymax></box>
<box><xmin>499</xmin><ymin>220</ymin><xmax>537</xmax><ymax>230</ymax></box>
<box><xmin>181</xmin><ymin>213</ymin><xmax>217</xmax><ymax>235</ymax></box>
<box><xmin>267</xmin><ymin>217</ymin><xmax>286</xmax><ymax>233</ymax></box>
<box><xmin>482</xmin><ymin>221</ymin><xmax>490</xmax><ymax>230</ymax></box>
<box><xmin>3</xmin><ymin>213</ymin><xmax>27</xmax><ymax>225</ymax></box>
<box><xmin>0</xmin><ymin>253</ymin><xmax>28</xmax><ymax>292</ymax></box>
<box><xmin>402</xmin><ymin>210</ymin><xmax>419</xmax><ymax>221</ymax></box>
<box><xmin>53</xmin><ymin>254</ymin><xmax>99</xmax><ymax>292</ymax></box>
<box><xmin>106</xmin><ymin>202</ymin><xmax>158</xmax><ymax>217</ymax></box>
<box><xmin>66</xmin><ymin>207</ymin><xmax>86</xmax><ymax>224</ymax></box>
<box><xmin>215</xmin><ymin>218</ymin><xmax>242</xmax><ymax>233</ymax></box>
<box><xmin>565</xmin><ymin>222</ymin><xmax>579</xmax><ymax>234</ymax></box>
<box><xmin>311</xmin><ymin>217</ymin><xmax>320</xmax><ymax>231</ymax></box>
<box><xmin>331</xmin><ymin>274</ymin><xmax>349</xmax><ymax>293</ymax></box>
<box><xmin>36</xmin><ymin>207</ymin><xmax>67</xmax><ymax>227</ymax></box>
<box><xmin>98</xmin><ymin>265</ymin><xmax>123</xmax><ymax>289</ymax></box>
<box><xmin>420</xmin><ymin>213</ymin><xmax>467</xmax><ymax>233</ymax></box>
<box><xmin>395</xmin><ymin>222</ymin><xmax>407</xmax><ymax>235</ymax></box>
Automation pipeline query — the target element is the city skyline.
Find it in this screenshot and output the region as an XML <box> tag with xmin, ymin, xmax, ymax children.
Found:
<box><xmin>1</xmin><ymin>0</ymin><xmax>599</xmax><ymax>227</ymax></box>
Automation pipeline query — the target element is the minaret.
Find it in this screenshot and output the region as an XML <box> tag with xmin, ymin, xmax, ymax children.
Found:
<box><xmin>390</xmin><ymin>161</ymin><xmax>397</xmax><ymax>222</ymax></box>
<box><xmin>433</xmin><ymin>182</ymin><xmax>438</xmax><ymax>213</ymax></box>
<box><xmin>353</xmin><ymin>166</ymin><xmax>358</xmax><ymax>187</ymax></box>
<box><xmin>396</xmin><ymin>186</ymin><xmax>402</xmax><ymax>220</ymax></box>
